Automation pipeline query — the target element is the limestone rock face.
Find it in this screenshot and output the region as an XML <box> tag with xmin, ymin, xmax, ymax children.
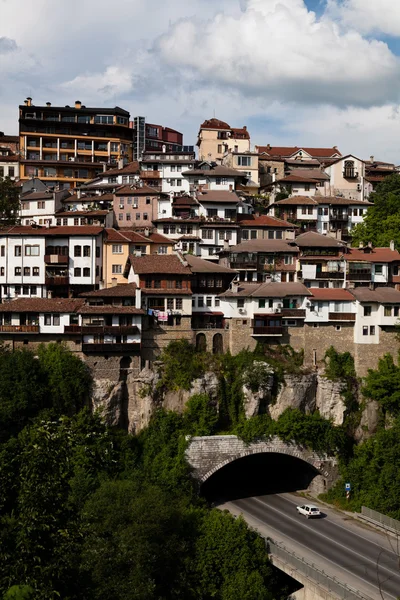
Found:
<box><xmin>355</xmin><ymin>400</ymin><xmax>380</xmax><ymax>441</ymax></box>
<box><xmin>269</xmin><ymin>374</ymin><xmax>317</xmax><ymax>420</ymax></box>
<box><xmin>91</xmin><ymin>379</ymin><xmax>126</xmax><ymax>428</ymax></box>
<box><xmin>242</xmin><ymin>363</ymin><xmax>275</xmax><ymax>418</ymax></box>
<box><xmin>125</xmin><ymin>366</ymin><xmax>162</xmax><ymax>434</ymax></box>
<box><xmin>316</xmin><ymin>376</ymin><xmax>347</xmax><ymax>426</ymax></box>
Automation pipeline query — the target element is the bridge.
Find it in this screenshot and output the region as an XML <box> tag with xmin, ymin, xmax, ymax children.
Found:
<box><xmin>185</xmin><ymin>435</ymin><xmax>339</xmax><ymax>494</ymax></box>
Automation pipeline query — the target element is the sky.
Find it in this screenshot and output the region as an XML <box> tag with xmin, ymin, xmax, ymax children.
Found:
<box><xmin>1</xmin><ymin>0</ymin><xmax>400</xmax><ymax>161</ymax></box>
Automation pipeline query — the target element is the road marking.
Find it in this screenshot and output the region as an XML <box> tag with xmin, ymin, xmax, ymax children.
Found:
<box><xmin>229</xmin><ymin>501</ymin><xmax>398</xmax><ymax>600</ymax></box>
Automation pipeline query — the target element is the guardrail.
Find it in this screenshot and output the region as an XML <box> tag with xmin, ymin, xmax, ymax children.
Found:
<box><xmin>361</xmin><ymin>506</ymin><xmax>400</xmax><ymax>535</ymax></box>
<box><xmin>267</xmin><ymin>538</ymin><xmax>374</xmax><ymax>600</ymax></box>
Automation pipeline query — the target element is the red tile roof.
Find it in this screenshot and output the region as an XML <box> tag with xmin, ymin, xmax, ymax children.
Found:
<box><xmin>237</xmin><ymin>214</ymin><xmax>295</xmax><ymax>228</ymax></box>
<box><xmin>102</xmin><ymin>161</ymin><xmax>140</xmax><ymax>176</ymax></box>
<box><xmin>115</xmin><ymin>184</ymin><xmax>163</xmax><ymax>196</ymax></box>
<box><xmin>230</xmin><ymin>127</ymin><xmax>250</xmax><ymax>140</ymax></box>
<box><xmin>256</xmin><ymin>146</ymin><xmax>342</xmax><ymax>159</ymax></box>
<box><xmin>200</xmin><ymin>118</ymin><xmax>230</xmax><ymax>130</ymax></box>
<box><xmin>56</xmin><ymin>211</ymin><xmax>108</xmax><ymax>217</ymax></box>
<box><xmin>105</xmin><ymin>228</ymin><xmax>150</xmax><ymax>244</ymax></box>
<box><xmin>1</xmin><ymin>225</ymin><xmax>104</xmax><ymax>236</ymax></box>
<box><xmin>346</xmin><ymin>248</ymin><xmax>400</xmax><ymax>263</ymax></box>
<box><xmin>78</xmin><ymin>305</ymin><xmax>144</xmax><ymax>314</ymax></box>
<box><xmin>20</xmin><ymin>191</ymin><xmax>53</xmax><ymax>200</ymax></box>
<box><xmin>129</xmin><ymin>253</ymin><xmax>192</xmax><ymax>275</ymax></box>
<box><xmin>0</xmin><ymin>298</ymin><xmax>84</xmax><ymax>313</ymax></box>
<box><xmin>196</xmin><ymin>190</ymin><xmax>241</xmax><ymax>203</ymax></box>
<box><xmin>309</xmin><ymin>288</ymin><xmax>355</xmax><ymax>301</ymax></box>
<box><xmin>149</xmin><ymin>232</ymin><xmax>175</xmax><ymax>244</ymax></box>
<box><xmin>80</xmin><ymin>283</ymin><xmax>137</xmax><ymax>297</ymax></box>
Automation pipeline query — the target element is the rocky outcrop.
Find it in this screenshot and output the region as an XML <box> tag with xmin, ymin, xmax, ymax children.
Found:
<box><xmin>91</xmin><ymin>379</ymin><xmax>126</xmax><ymax>428</ymax></box>
<box><xmin>242</xmin><ymin>363</ymin><xmax>274</xmax><ymax>418</ymax></box>
<box><xmin>269</xmin><ymin>374</ymin><xmax>317</xmax><ymax>420</ymax></box>
<box><xmin>354</xmin><ymin>399</ymin><xmax>380</xmax><ymax>441</ymax></box>
<box><xmin>316</xmin><ymin>376</ymin><xmax>347</xmax><ymax>426</ymax></box>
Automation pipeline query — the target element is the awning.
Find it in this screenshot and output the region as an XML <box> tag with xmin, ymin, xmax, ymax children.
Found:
<box><xmin>193</xmin><ymin>311</ymin><xmax>224</xmax><ymax>317</ymax></box>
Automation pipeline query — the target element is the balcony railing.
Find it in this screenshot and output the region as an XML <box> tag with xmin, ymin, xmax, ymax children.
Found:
<box><xmin>140</xmin><ymin>170</ymin><xmax>161</xmax><ymax>179</ymax></box>
<box><xmin>231</xmin><ymin>261</ymin><xmax>258</xmax><ymax>269</ymax></box>
<box><xmin>348</xmin><ymin>272</ymin><xmax>371</xmax><ymax>281</ymax></box>
<box><xmin>316</xmin><ymin>271</ymin><xmax>345</xmax><ymax>279</ymax></box>
<box><xmin>343</xmin><ymin>170</ymin><xmax>359</xmax><ymax>179</ymax></box>
<box><xmin>65</xmin><ymin>325</ymin><xmax>139</xmax><ymax>334</ymax></box>
<box><xmin>45</xmin><ymin>276</ymin><xmax>69</xmax><ymax>286</ymax></box>
<box><xmin>44</xmin><ymin>254</ymin><xmax>69</xmax><ymax>264</ymax></box>
<box><xmin>328</xmin><ymin>313</ymin><xmax>356</xmax><ymax>321</ymax></box>
<box><xmin>330</xmin><ymin>214</ymin><xmax>348</xmax><ymax>222</ymax></box>
<box><xmin>0</xmin><ymin>325</ymin><xmax>39</xmax><ymax>333</ymax></box>
<box><xmin>281</xmin><ymin>309</ymin><xmax>306</xmax><ymax>318</ymax></box>
<box><xmin>82</xmin><ymin>342</ymin><xmax>141</xmax><ymax>353</ymax></box>
<box><xmin>252</xmin><ymin>326</ymin><xmax>284</xmax><ymax>335</ymax></box>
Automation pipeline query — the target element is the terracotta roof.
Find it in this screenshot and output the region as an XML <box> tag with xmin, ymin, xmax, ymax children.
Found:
<box><xmin>154</xmin><ymin>218</ymin><xmax>202</xmax><ymax>224</ymax></box>
<box><xmin>129</xmin><ymin>253</ymin><xmax>192</xmax><ymax>275</ymax></box>
<box><xmin>220</xmin><ymin>281</ymin><xmax>311</xmax><ymax>298</ymax></box>
<box><xmin>0</xmin><ymin>134</ymin><xmax>19</xmax><ymax>143</ymax></box>
<box><xmin>115</xmin><ymin>184</ymin><xmax>163</xmax><ymax>196</ymax></box>
<box><xmin>197</xmin><ymin>190</ymin><xmax>241</xmax><ymax>203</ymax></box>
<box><xmin>78</xmin><ymin>305</ymin><xmax>144</xmax><ymax>314</ymax></box>
<box><xmin>173</xmin><ymin>196</ymin><xmax>198</xmax><ymax>206</ymax></box>
<box><xmin>182</xmin><ymin>166</ymin><xmax>247</xmax><ymax>178</ymax></box>
<box><xmin>256</xmin><ymin>146</ymin><xmax>342</xmax><ymax>159</ymax></box>
<box><xmin>237</xmin><ymin>214</ymin><xmax>295</xmax><ymax>228</ymax></box>
<box><xmin>273</xmin><ymin>196</ymin><xmax>318</xmax><ymax>206</ymax></box>
<box><xmin>350</xmin><ymin>287</ymin><xmax>400</xmax><ymax>303</ymax></box>
<box><xmin>185</xmin><ymin>254</ymin><xmax>237</xmax><ymax>274</ymax></box>
<box><xmin>228</xmin><ymin>239</ymin><xmax>298</xmax><ymax>253</ymax></box>
<box><xmin>55</xmin><ymin>211</ymin><xmax>108</xmax><ymax>217</ymax></box>
<box><xmin>309</xmin><ymin>288</ymin><xmax>355</xmax><ymax>301</ymax></box>
<box><xmin>1</xmin><ymin>225</ymin><xmax>104</xmax><ymax>237</ymax></box>
<box><xmin>104</xmin><ymin>161</ymin><xmax>140</xmax><ymax>176</ymax></box>
<box><xmin>105</xmin><ymin>228</ymin><xmax>148</xmax><ymax>243</ymax></box>
<box><xmin>286</xmin><ymin>169</ymin><xmax>330</xmax><ymax>181</ymax></box>
<box><xmin>365</xmin><ymin>176</ymin><xmax>386</xmax><ymax>183</ymax></box>
<box><xmin>80</xmin><ymin>283</ymin><xmax>137</xmax><ymax>297</ymax></box>
<box><xmin>230</xmin><ymin>127</ymin><xmax>250</xmax><ymax>140</ymax></box>
<box><xmin>273</xmin><ymin>196</ymin><xmax>371</xmax><ymax>207</ymax></box>
<box><xmin>20</xmin><ymin>191</ymin><xmax>53</xmax><ymax>201</ymax></box>
<box><xmin>276</xmin><ymin>174</ymin><xmax>321</xmax><ymax>184</ymax></box>
<box><xmin>295</xmin><ymin>232</ymin><xmax>346</xmax><ymax>248</ymax></box>
<box><xmin>148</xmin><ymin>232</ymin><xmax>175</xmax><ymax>244</ymax></box>
<box><xmin>0</xmin><ymin>298</ymin><xmax>84</xmax><ymax>313</ymax></box>
<box><xmin>200</xmin><ymin>118</ymin><xmax>230</xmax><ymax>130</ymax></box>
<box><xmin>177</xmin><ymin>235</ymin><xmax>201</xmax><ymax>241</ymax></box>
<box><xmin>346</xmin><ymin>248</ymin><xmax>400</xmax><ymax>263</ymax></box>
<box><xmin>141</xmin><ymin>288</ymin><xmax>192</xmax><ymax>295</ymax></box>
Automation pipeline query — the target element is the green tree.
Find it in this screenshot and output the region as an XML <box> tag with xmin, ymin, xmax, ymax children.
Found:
<box><xmin>362</xmin><ymin>353</ymin><xmax>400</xmax><ymax>416</ymax></box>
<box><xmin>3</xmin><ymin>586</ymin><xmax>34</xmax><ymax>600</ymax></box>
<box><xmin>184</xmin><ymin>394</ymin><xmax>218</xmax><ymax>436</ymax></box>
<box><xmin>0</xmin><ymin>177</ymin><xmax>20</xmax><ymax>226</ymax></box>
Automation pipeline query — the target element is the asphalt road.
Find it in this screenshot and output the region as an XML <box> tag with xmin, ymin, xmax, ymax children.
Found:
<box><xmin>223</xmin><ymin>493</ymin><xmax>400</xmax><ymax>600</ymax></box>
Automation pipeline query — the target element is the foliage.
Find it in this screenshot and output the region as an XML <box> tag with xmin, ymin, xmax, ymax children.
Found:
<box><xmin>362</xmin><ymin>352</ymin><xmax>400</xmax><ymax>416</ymax></box>
<box><xmin>324</xmin><ymin>347</ymin><xmax>356</xmax><ymax>380</ymax></box>
<box><xmin>0</xmin><ymin>177</ymin><xmax>20</xmax><ymax>226</ymax></box>
<box><xmin>184</xmin><ymin>394</ymin><xmax>219</xmax><ymax>436</ymax></box>
<box><xmin>275</xmin><ymin>185</ymin><xmax>292</xmax><ymax>202</ymax></box>
<box><xmin>158</xmin><ymin>340</ymin><xmax>208</xmax><ymax>391</ymax></box>
<box><xmin>3</xmin><ymin>587</ymin><xmax>34</xmax><ymax>600</ymax></box>
<box><xmin>351</xmin><ymin>174</ymin><xmax>400</xmax><ymax>248</ymax></box>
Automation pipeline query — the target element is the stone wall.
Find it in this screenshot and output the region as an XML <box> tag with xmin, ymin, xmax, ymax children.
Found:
<box><xmin>141</xmin><ymin>316</ymin><xmax>193</xmax><ymax>361</ymax></box>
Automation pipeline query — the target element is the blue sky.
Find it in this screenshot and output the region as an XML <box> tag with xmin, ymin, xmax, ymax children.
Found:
<box><xmin>1</xmin><ymin>0</ymin><xmax>400</xmax><ymax>161</ymax></box>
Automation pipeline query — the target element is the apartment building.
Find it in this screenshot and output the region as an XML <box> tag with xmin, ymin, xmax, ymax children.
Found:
<box><xmin>113</xmin><ymin>184</ymin><xmax>166</xmax><ymax>228</ymax></box>
<box><xmin>140</xmin><ymin>150</ymin><xmax>196</xmax><ymax>195</ymax></box>
<box><xmin>20</xmin><ymin>188</ymin><xmax>70</xmax><ymax>225</ymax></box>
<box><xmin>323</xmin><ymin>155</ymin><xmax>365</xmax><ymax>201</ymax></box>
<box><xmin>132</xmin><ymin>116</ymin><xmax>193</xmax><ymax>159</ymax></box>
<box><xmin>237</xmin><ymin>214</ymin><xmax>296</xmax><ymax>242</ymax></box>
<box><xmin>19</xmin><ymin>98</ymin><xmax>132</xmax><ymax>189</ymax></box>
<box><xmin>222</xmin><ymin>150</ymin><xmax>260</xmax><ymax>189</ymax></box>
<box><xmin>197</xmin><ymin>119</ymin><xmax>250</xmax><ymax>162</ymax></box>
<box><xmin>0</xmin><ymin>133</ymin><xmax>19</xmax><ymax>180</ymax></box>
<box><xmin>182</xmin><ymin>163</ymin><xmax>248</xmax><ymax>193</ymax></box>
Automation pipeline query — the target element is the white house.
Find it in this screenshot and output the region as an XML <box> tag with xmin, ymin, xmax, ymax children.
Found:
<box><xmin>141</xmin><ymin>150</ymin><xmax>196</xmax><ymax>196</ymax></box>
<box><xmin>351</xmin><ymin>287</ymin><xmax>400</xmax><ymax>345</ymax></box>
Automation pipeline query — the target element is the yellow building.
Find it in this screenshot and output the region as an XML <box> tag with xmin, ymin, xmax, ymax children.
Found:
<box><xmin>197</xmin><ymin>118</ymin><xmax>250</xmax><ymax>162</ymax></box>
<box><xmin>103</xmin><ymin>228</ymin><xmax>175</xmax><ymax>287</ymax></box>
<box><xmin>19</xmin><ymin>98</ymin><xmax>133</xmax><ymax>190</ymax></box>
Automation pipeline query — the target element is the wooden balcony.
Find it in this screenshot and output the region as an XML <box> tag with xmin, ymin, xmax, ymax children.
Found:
<box><xmin>328</xmin><ymin>312</ymin><xmax>356</xmax><ymax>321</ymax></box>
<box><xmin>252</xmin><ymin>326</ymin><xmax>284</xmax><ymax>336</ymax></box>
<box><xmin>297</xmin><ymin>270</ymin><xmax>345</xmax><ymax>280</ymax></box>
<box><xmin>281</xmin><ymin>309</ymin><xmax>306</xmax><ymax>318</ymax></box>
<box><xmin>231</xmin><ymin>261</ymin><xmax>258</xmax><ymax>269</ymax></box>
<box><xmin>342</xmin><ymin>170</ymin><xmax>358</xmax><ymax>179</ymax></box>
<box><xmin>82</xmin><ymin>342</ymin><xmax>141</xmax><ymax>353</ymax></box>
<box><xmin>140</xmin><ymin>170</ymin><xmax>161</xmax><ymax>179</ymax></box>
<box><xmin>65</xmin><ymin>325</ymin><xmax>139</xmax><ymax>334</ymax></box>
<box><xmin>45</xmin><ymin>276</ymin><xmax>69</xmax><ymax>286</ymax></box>
<box><xmin>44</xmin><ymin>254</ymin><xmax>69</xmax><ymax>264</ymax></box>
<box><xmin>348</xmin><ymin>272</ymin><xmax>371</xmax><ymax>281</ymax></box>
<box><xmin>0</xmin><ymin>325</ymin><xmax>39</xmax><ymax>333</ymax></box>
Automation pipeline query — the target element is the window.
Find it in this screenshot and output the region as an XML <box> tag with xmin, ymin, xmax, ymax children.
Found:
<box><xmin>394</xmin><ymin>307</ymin><xmax>399</xmax><ymax>317</ymax></box>
<box><xmin>23</xmin><ymin>267</ymin><xmax>30</xmax><ymax>276</ymax></box>
<box><xmin>268</xmin><ymin>230</ymin><xmax>274</xmax><ymax>239</ymax></box>
<box><xmin>94</xmin><ymin>115</ymin><xmax>113</xmax><ymax>124</ymax></box>
<box><xmin>63</xmin><ymin>218</ymin><xmax>68</xmax><ymax>226</ymax></box>
<box><xmin>242</xmin><ymin>230</ymin><xmax>249</xmax><ymax>240</ymax></box>
<box><xmin>23</xmin><ymin>285</ymin><xmax>29</xmax><ymax>296</ymax></box>
<box><xmin>198</xmin><ymin>297</ymin><xmax>204</xmax><ymax>307</ymax></box>
<box><xmin>384</xmin><ymin>306</ymin><xmax>392</xmax><ymax>317</ymax></box>
<box><xmin>74</xmin><ymin>267</ymin><xmax>81</xmax><ymax>277</ymax></box>
<box><xmin>53</xmin><ymin>314</ymin><xmax>60</xmax><ymax>326</ymax></box>
<box><xmin>30</xmin><ymin>285</ymin><xmax>37</xmax><ymax>296</ymax></box>
<box><xmin>44</xmin><ymin>314</ymin><xmax>51</xmax><ymax>326</ymax></box>
<box><xmin>0</xmin><ymin>267</ymin><xmax>3</xmax><ymax>276</ymax></box>
<box><xmin>323</xmin><ymin>223</ymin><xmax>328</xmax><ymax>231</ymax></box>
<box><xmin>318</xmin><ymin>208</ymin><xmax>323</xmax><ymax>216</ymax></box>
<box><xmin>238</xmin><ymin>299</ymin><xmax>245</xmax><ymax>308</ymax></box>
<box><xmin>276</xmin><ymin>231</ymin><xmax>283</xmax><ymax>240</ymax></box>
<box><xmin>284</xmin><ymin>255</ymin><xmax>293</xmax><ymax>265</ymax></box>
<box><xmin>215</xmin><ymin>297</ymin><xmax>220</xmax><ymax>307</ymax></box>
<box><xmin>307</xmin><ymin>207</ymin><xmax>313</xmax><ymax>215</ymax></box>
<box><xmin>375</xmin><ymin>265</ymin><xmax>383</xmax><ymax>274</ymax></box>
<box><xmin>0</xmin><ymin>246</ymin><xmax>4</xmax><ymax>257</ymax></box>
<box><xmin>83</xmin><ymin>268</ymin><xmax>90</xmax><ymax>277</ymax></box>
<box><xmin>302</xmin><ymin>207</ymin><xmax>307</xmax><ymax>215</ymax></box>
<box><xmin>37</xmin><ymin>201</ymin><xmax>45</xmax><ymax>209</ymax></box>
<box><xmin>158</xmin><ymin>246</ymin><xmax>168</xmax><ymax>255</ymax></box>
<box><xmin>217</xmin><ymin>144</ymin><xmax>223</xmax><ymax>154</ymax></box>
<box><xmin>362</xmin><ymin>326</ymin><xmax>368</xmax><ymax>336</ymax></box>
<box><xmin>237</xmin><ymin>156</ymin><xmax>252</xmax><ymax>167</ymax></box>
<box><xmin>143</xmin><ymin>213</ymin><xmax>148</xmax><ymax>221</ymax></box>
<box><xmin>167</xmin><ymin>298</ymin><xmax>174</xmax><ymax>310</ymax></box>
<box><xmin>259</xmin><ymin>299</ymin><xmax>265</xmax><ymax>308</ymax></box>
<box><xmin>208</xmin><ymin>209</ymin><xmax>218</xmax><ymax>218</ymax></box>
<box><xmin>250</xmin><ymin>230</ymin><xmax>257</xmax><ymax>240</ymax></box>
<box><xmin>15</xmin><ymin>246</ymin><xmax>22</xmax><ymax>257</ymax></box>
<box><xmin>112</xmin><ymin>244</ymin><xmax>123</xmax><ymax>254</ymax></box>
<box><xmin>364</xmin><ymin>306</ymin><xmax>372</xmax><ymax>317</ymax></box>
<box><xmin>25</xmin><ymin>245</ymin><xmax>40</xmax><ymax>257</ymax></box>
<box><xmin>202</xmin><ymin>229</ymin><xmax>213</xmax><ymax>240</ymax></box>
<box><xmin>83</xmin><ymin>245</ymin><xmax>91</xmax><ymax>257</ymax></box>
<box><xmin>118</xmin><ymin>213</ymin><xmax>124</xmax><ymax>221</ymax></box>
<box><xmin>15</xmin><ymin>267</ymin><xmax>21</xmax><ymax>276</ymax></box>
<box><xmin>206</xmin><ymin>297</ymin><xmax>212</xmax><ymax>307</ymax></box>
<box><xmin>146</xmin><ymin>197</ymin><xmax>151</xmax><ymax>205</ymax></box>
<box><xmin>176</xmin><ymin>298</ymin><xmax>183</xmax><ymax>310</ymax></box>
<box><xmin>305</xmin><ymin>184</ymin><xmax>310</xmax><ymax>191</ymax></box>
<box><xmin>176</xmin><ymin>179</ymin><xmax>182</xmax><ymax>187</ymax></box>
<box><xmin>136</xmin><ymin>213</ymin><xmax>141</xmax><ymax>220</ymax></box>
<box><xmin>74</xmin><ymin>246</ymin><xmax>82</xmax><ymax>257</ymax></box>
<box><xmin>370</xmin><ymin>326</ymin><xmax>375</xmax><ymax>335</ymax></box>
<box><xmin>112</xmin><ymin>265</ymin><xmax>122</xmax><ymax>274</ymax></box>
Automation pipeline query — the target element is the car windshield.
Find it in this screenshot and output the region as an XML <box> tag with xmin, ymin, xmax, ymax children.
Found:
<box><xmin>310</xmin><ymin>508</ymin><xmax>319</xmax><ymax>512</ymax></box>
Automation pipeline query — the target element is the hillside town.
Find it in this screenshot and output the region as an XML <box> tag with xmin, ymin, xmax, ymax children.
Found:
<box><xmin>0</xmin><ymin>99</ymin><xmax>399</xmax><ymax>375</ymax></box>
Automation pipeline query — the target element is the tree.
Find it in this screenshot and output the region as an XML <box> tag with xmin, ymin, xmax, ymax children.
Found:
<box><xmin>0</xmin><ymin>177</ymin><xmax>20</xmax><ymax>226</ymax></box>
<box><xmin>351</xmin><ymin>174</ymin><xmax>400</xmax><ymax>248</ymax></box>
<box><xmin>362</xmin><ymin>353</ymin><xmax>400</xmax><ymax>416</ymax></box>
<box><xmin>184</xmin><ymin>394</ymin><xmax>218</xmax><ymax>436</ymax></box>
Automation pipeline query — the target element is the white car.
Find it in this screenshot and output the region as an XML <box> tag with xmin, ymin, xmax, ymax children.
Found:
<box><xmin>296</xmin><ymin>504</ymin><xmax>321</xmax><ymax>518</ymax></box>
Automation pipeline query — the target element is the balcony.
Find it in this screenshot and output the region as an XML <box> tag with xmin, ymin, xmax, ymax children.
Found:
<box><xmin>0</xmin><ymin>325</ymin><xmax>39</xmax><ymax>333</ymax></box>
<box><xmin>44</xmin><ymin>254</ymin><xmax>69</xmax><ymax>264</ymax></box>
<box><xmin>252</xmin><ymin>326</ymin><xmax>284</xmax><ymax>336</ymax></box>
<box><xmin>65</xmin><ymin>325</ymin><xmax>139</xmax><ymax>335</ymax></box>
<box><xmin>315</xmin><ymin>271</ymin><xmax>345</xmax><ymax>280</ymax></box>
<box><xmin>281</xmin><ymin>309</ymin><xmax>306</xmax><ymax>318</ymax></box>
<box><xmin>82</xmin><ymin>342</ymin><xmax>141</xmax><ymax>353</ymax></box>
<box><xmin>231</xmin><ymin>261</ymin><xmax>258</xmax><ymax>269</ymax></box>
<box><xmin>348</xmin><ymin>272</ymin><xmax>371</xmax><ymax>281</ymax></box>
<box><xmin>343</xmin><ymin>170</ymin><xmax>359</xmax><ymax>179</ymax></box>
<box><xmin>45</xmin><ymin>276</ymin><xmax>69</xmax><ymax>286</ymax></box>
<box><xmin>330</xmin><ymin>214</ymin><xmax>348</xmax><ymax>222</ymax></box>
<box><xmin>140</xmin><ymin>170</ymin><xmax>161</xmax><ymax>179</ymax></box>
<box><xmin>329</xmin><ymin>313</ymin><xmax>356</xmax><ymax>321</ymax></box>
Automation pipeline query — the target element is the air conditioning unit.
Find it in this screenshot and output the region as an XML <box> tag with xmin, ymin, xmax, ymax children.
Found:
<box><xmin>275</xmin><ymin>308</ymin><xmax>281</xmax><ymax>313</ymax></box>
<box><xmin>119</xmin><ymin>204</ymin><xmax>124</xmax><ymax>209</ymax></box>
<box><xmin>238</xmin><ymin>308</ymin><xmax>245</xmax><ymax>314</ymax></box>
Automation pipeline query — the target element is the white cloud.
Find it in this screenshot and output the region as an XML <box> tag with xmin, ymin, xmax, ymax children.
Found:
<box><xmin>327</xmin><ymin>0</ymin><xmax>400</xmax><ymax>36</ymax></box>
<box><xmin>155</xmin><ymin>0</ymin><xmax>400</xmax><ymax>107</ymax></box>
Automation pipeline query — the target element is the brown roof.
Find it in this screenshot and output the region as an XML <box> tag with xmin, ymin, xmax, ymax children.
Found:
<box><xmin>200</xmin><ymin>118</ymin><xmax>230</xmax><ymax>130</ymax></box>
<box><xmin>80</xmin><ymin>283</ymin><xmax>137</xmax><ymax>297</ymax></box>
<box><xmin>0</xmin><ymin>298</ymin><xmax>84</xmax><ymax>313</ymax></box>
<box><xmin>229</xmin><ymin>240</ymin><xmax>298</xmax><ymax>253</ymax></box>
<box><xmin>309</xmin><ymin>288</ymin><xmax>355</xmax><ymax>301</ymax></box>
<box><xmin>102</xmin><ymin>161</ymin><xmax>140</xmax><ymax>176</ymax></box>
<box><xmin>1</xmin><ymin>225</ymin><xmax>104</xmax><ymax>237</ymax></box>
<box><xmin>154</xmin><ymin>218</ymin><xmax>202</xmax><ymax>224</ymax></box>
<box><xmin>273</xmin><ymin>195</ymin><xmax>371</xmax><ymax>207</ymax></box>
<box><xmin>0</xmin><ymin>154</ymin><xmax>19</xmax><ymax>162</ymax></box>
<box><xmin>273</xmin><ymin>196</ymin><xmax>318</xmax><ymax>206</ymax></box>
<box><xmin>350</xmin><ymin>287</ymin><xmax>400</xmax><ymax>303</ymax></box>
<box><xmin>115</xmin><ymin>184</ymin><xmax>164</xmax><ymax>196</ymax></box>
<box><xmin>177</xmin><ymin>235</ymin><xmax>201</xmax><ymax>241</ymax></box>
<box><xmin>78</xmin><ymin>305</ymin><xmax>144</xmax><ymax>314</ymax></box>
<box><xmin>173</xmin><ymin>196</ymin><xmax>198</xmax><ymax>206</ymax></box>
<box><xmin>0</xmin><ymin>134</ymin><xmax>19</xmax><ymax>143</ymax></box>
<box><xmin>276</xmin><ymin>174</ymin><xmax>321</xmax><ymax>184</ymax></box>
<box><xmin>182</xmin><ymin>166</ymin><xmax>247</xmax><ymax>178</ymax></box>
<box><xmin>141</xmin><ymin>288</ymin><xmax>192</xmax><ymax>296</ymax></box>
<box><xmin>148</xmin><ymin>232</ymin><xmax>175</xmax><ymax>244</ymax></box>
<box><xmin>256</xmin><ymin>146</ymin><xmax>342</xmax><ymax>159</ymax></box>
<box><xmin>21</xmin><ymin>191</ymin><xmax>53</xmax><ymax>201</ymax></box>
<box><xmin>237</xmin><ymin>214</ymin><xmax>294</xmax><ymax>228</ymax></box>
<box><xmin>220</xmin><ymin>282</ymin><xmax>311</xmax><ymax>298</ymax></box>
<box><xmin>197</xmin><ymin>190</ymin><xmax>241</xmax><ymax>203</ymax></box>
<box><xmin>105</xmin><ymin>228</ymin><xmax>148</xmax><ymax>243</ymax></box>
<box><xmin>55</xmin><ymin>211</ymin><xmax>108</xmax><ymax>217</ymax></box>
<box><xmin>346</xmin><ymin>248</ymin><xmax>400</xmax><ymax>263</ymax></box>
<box><xmin>230</xmin><ymin>127</ymin><xmax>250</xmax><ymax>140</ymax></box>
<box><xmin>295</xmin><ymin>232</ymin><xmax>346</xmax><ymax>248</ymax></box>
<box><xmin>286</xmin><ymin>169</ymin><xmax>330</xmax><ymax>181</ymax></box>
<box><xmin>185</xmin><ymin>254</ymin><xmax>237</xmax><ymax>274</ymax></box>
<box><xmin>129</xmin><ymin>253</ymin><xmax>192</xmax><ymax>275</ymax></box>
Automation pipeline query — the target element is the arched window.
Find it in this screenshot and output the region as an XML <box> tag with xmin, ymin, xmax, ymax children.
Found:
<box><xmin>196</xmin><ymin>333</ymin><xmax>207</xmax><ymax>352</ymax></box>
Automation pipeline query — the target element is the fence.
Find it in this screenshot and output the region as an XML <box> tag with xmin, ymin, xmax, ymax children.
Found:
<box><xmin>267</xmin><ymin>538</ymin><xmax>375</xmax><ymax>600</ymax></box>
<box><xmin>361</xmin><ymin>506</ymin><xmax>400</xmax><ymax>535</ymax></box>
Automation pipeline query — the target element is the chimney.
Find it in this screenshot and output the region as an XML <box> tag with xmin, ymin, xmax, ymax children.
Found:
<box><xmin>25</xmin><ymin>97</ymin><xmax>32</xmax><ymax>107</ymax></box>
<box><xmin>111</xmin><ymin>277</ymin><xmax>118</xmax><ymax>287</ymax></box>
<box><xmin>231</xmin><ymin>280</ymin><xmax>240</xmax><ymax>294</ymax></box>
<box><xmin>359</xmin><ymin>241</ymin><xmax>364</xmax><ymax>249</ymax></box>
<box><xmin>368</xmin><ymin>241</ymin><xmax>373</xmax><ymax>248</ymax></box>
<box><xmin>266</xmin><ymin>144</ymin><xmax>271</xmax><ymax>151</ymax></box>
<box><xmin>144</xmin><ymin>227</ymin><xmax>150</xmax><ymax>237</ymax></box>
<box><xmin>223</xmin><ymin>240</ymin><xmax>230</xmax><ymax>251</ymax></box>
<box><xmin>390</xmin><ymin>240</ymin><xmax>395</xmax><ymax>251</ymax></box>
<box><xmin>118</xmin><ymin>158</ymin><xmax>124</xmax><ymax>170</ymax></box>
<box><xmin>75</xmin><ymin>100</ymin><xmax>82</xmax><ymax>109</ymax></box>
<box><xmin>370</xmin><ymin>155</ymin><xmax>374</xmax><ymax>163</ymax></box>
<box><xmin>135</xmin><ymin>287</ymin><xmax>142</xmax><ymax>310</ymax></box>
<box><xmin>243</xmin><ymin>126</ymin><xmax>247</xmax><ymax>131</ymax></box>
<box><xmin>46</xmin><ymin>102</ymin><xmax>51</xmax><ymax>107</ymax></box>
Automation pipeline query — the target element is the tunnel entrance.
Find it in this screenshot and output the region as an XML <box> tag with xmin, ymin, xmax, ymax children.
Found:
<box><xmin>201</xmin><ymin>452</ymin><xmax>319</xmax><ymax>503</ymax></box>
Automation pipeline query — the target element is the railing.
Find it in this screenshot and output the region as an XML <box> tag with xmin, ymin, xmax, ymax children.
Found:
<box><xmin>267</xmin><ymin>538</ymin><xmax>374</xmax><ymax>600</ymax></box>
<box><xmin>230</xmin><ymin>262</ymin><xmax>258</xmax><ymax>269</ymax></box>
<box><xmin>330</xmin><ymin>214</ymin><xmax>348</xmax><ymax>222</ymax></box>
<box><xmin>329</xmin><ymin>312</ymin><xmax>356</xmax><ymax>321</ymax></box>
<box><xmin>348</xmin><ymin>272</ymin><xmax>371</xmax><ymax>281</ymax></box>
<box><xmin>82</xmin><ymin>343</ymin><xmax>141</xmax><ymax>353</ymax></box>
<box><xmin>361</xmin><ymin>506</ymin><xmax>400</xmax><ymax>535</ymax></box>
<box><xmin>45</xmin><ymin>276</ymin><xmax>69</xmax><ymax>286</ymax></box>
<box><xmin>140</xmin><ymin>170</ymin><xmax>161</xmax><ymax>179</ymax></box>
<box><xmin>44</xmin><ymin>254</ymin><xmax>69</xmax><ymax>264</ymax></box>
<box><xmin>0</xmin><ymin>325</ymin><xmax>39</xmax><ymax>333</ymax></box>
<box><xmin>315</xmin><ymin>271</ymin><xmax>345</xmax><ymax>279</ymax></box>
<box><xmin>281</xmin><ymin>309</ymin><xmax>306</xmax><ymax>318</ymax></box>
<box><xmin>252</xmin><ymin>326</ymin><xmax>284</xmax><ymax>335</ymax></box>
<box><xmin>65</xmin><ymin>325</ymin><xmax>138</xmax><ymax>334</ymax></box>
<box><xmin>342</xmin><ymin>170</ymin><xmax>359</xmax><ymax>179</ymax></box>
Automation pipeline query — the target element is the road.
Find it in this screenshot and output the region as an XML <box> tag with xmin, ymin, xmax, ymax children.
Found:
<box><xmin>220</xmin><ymin>493</ymin><xmax>400</xmax><ymax>600</ymax></box>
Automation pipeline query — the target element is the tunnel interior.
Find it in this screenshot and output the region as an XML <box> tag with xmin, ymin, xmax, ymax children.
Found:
<box><xmin>201</xmin><ymin>452</ymin><xmax>320</xmax><ymax>503</ymax></box>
